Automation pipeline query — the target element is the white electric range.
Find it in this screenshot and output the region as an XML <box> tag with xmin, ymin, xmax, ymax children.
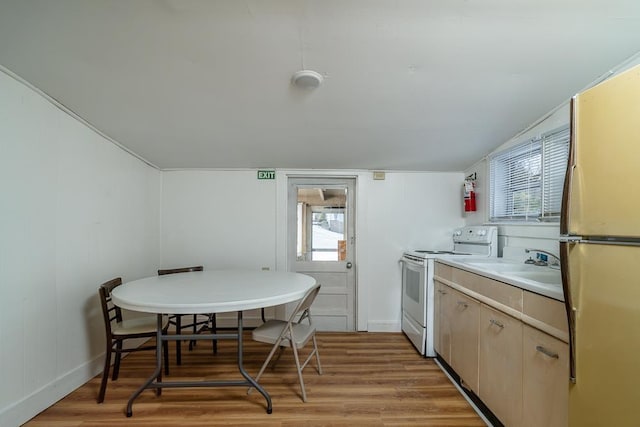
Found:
<box><xmin>401</xmin><ymin>226</ymin><xmax>497</xmax><ymax>356</ymax></box>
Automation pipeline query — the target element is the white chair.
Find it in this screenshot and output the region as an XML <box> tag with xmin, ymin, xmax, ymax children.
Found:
<box><xmin>251</xmin><ymin>283</ymin><xmax>323</xmax><ymax>402</ymax></box>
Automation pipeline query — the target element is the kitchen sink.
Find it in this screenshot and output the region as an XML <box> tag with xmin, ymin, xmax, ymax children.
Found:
<box><xmin>504</xmin><ymin>270</ymin><xmax>562</xmax><ymax>285</ymax></box>
<box><xmin>465</xmin><ymin>261</ymin><xmax>539</xmax><ymax>273</ymax></box>
<box><xmin>448</xmin><ymin>258</ymin><xmax>564</xmax><ymax>300</ymax></box>
<box><xmin>462</xmin><ymin>259</ymin><xmax>562</xmax><ymax>286</ymax></box>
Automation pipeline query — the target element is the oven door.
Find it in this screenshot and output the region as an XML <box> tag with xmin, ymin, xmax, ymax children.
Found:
<box><xmin>402</xmin><ymin>311</ymin><xmax>425</xmax><ymax>355</ymax></box>
<box><xmin>401</xmin><ymin>257</ymin><xmax>426</xmax><ymax>326</ymax></box>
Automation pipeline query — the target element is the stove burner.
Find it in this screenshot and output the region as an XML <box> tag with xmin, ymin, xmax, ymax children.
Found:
<box><xmin>414</xmin><ymin>250</ymin><xmax>471</xmax><ymax>255</ymax></box>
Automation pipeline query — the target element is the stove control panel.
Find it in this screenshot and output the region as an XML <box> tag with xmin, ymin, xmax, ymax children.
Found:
<box><xmin>452</xmin><ymin>226</ymin><xmax>497</xmax><ymax>244</ymax></box>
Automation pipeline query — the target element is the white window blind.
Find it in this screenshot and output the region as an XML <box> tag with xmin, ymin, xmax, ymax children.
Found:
<box><xmin>489</xmin><ymin>126</ymin><xmax>569</xmax><ymax>222</ymax></box>
<box><xmin>541</xmin><ymin>127</ymin><xmax>570</xmax><ymax>220</ymax></box>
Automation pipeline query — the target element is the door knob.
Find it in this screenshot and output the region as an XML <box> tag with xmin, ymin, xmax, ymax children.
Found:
<box><xmin>346</xmin><ymin>262</ymin><xmax>353</xmax><ymax>269</ymax></box>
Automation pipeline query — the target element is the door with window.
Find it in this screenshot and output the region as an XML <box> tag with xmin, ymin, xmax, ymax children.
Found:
<box><xmin>288</xmin><ymin>177</ymin><xmax>355</xmax><ymax>331</ymax></box>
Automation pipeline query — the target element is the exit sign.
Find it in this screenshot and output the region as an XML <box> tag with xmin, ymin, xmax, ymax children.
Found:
<box><xmin>257</xmin><ymin>170</ymin><xmax>275</xmax><ymax>180</ymax></box>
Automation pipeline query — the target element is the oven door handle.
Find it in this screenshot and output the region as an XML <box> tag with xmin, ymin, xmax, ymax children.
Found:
<box><xmin>401</xmin><ymin>256</ymin><xmax>424</xmax><ymax>267</ymax></box>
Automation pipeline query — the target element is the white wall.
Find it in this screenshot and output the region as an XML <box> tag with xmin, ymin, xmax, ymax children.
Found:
<box><xmin>0</xmin><ymin>73</ymin><xmax>465</xmax><ymax>423</ymax></box>
<box><xmin>464</xmin><ymin>54</ymin><xmax>640</xmax><ymax>256</ymax></box>
<box><xmin>356</xmin><ymin>171</ymin><xmax>465</xmax><ymax>331</ymax></box>
<box><xmin>160</xmin><ymin>170</ymin><xmax>278</xmax><ymax>324</ymax></box>
<box><xmin>162</xmin><ymin>169</ymin><xmax>465</xmax><ymax>332</ymax></box>
<box><xmin>0</xmin><ymin>71</ymin><xmax>161</xmax><ymax>427</ymax></box>
<box><xmin>160</xmin><ymin>170</ymin><xmax>276</xmax><ymax>270</ymax></box>
<box><xmin>463</xmin><ymin>106</ymin><xmax>569</xmax><ymax>256</ymax></box>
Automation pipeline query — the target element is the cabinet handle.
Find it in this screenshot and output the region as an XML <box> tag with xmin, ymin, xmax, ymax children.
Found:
<box><xmin>536</xmin><ymin>345</ymin><xmax>559</xmax><ymax>359</ymax></box>
<box><xmin>489</xmin><ymin>319</ymin><xmax>504</xmax><ymax>328</ymax></box>
<box><xmin>457</xmin><ymin>301</ymin><xmax>468</xmax><ymax>308</ymax></box>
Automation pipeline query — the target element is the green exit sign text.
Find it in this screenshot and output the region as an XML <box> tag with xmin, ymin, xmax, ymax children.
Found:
<box><xmin>257</xmin><ymin>170</ymin><xmax>276</xmax><ymax>180</ymax></box>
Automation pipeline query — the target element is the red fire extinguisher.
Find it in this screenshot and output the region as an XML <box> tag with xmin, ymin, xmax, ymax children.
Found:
<box><xmin>464</xmin><ymin>179</ymin><xmax>476</xmax><ymax>212</ymax></box>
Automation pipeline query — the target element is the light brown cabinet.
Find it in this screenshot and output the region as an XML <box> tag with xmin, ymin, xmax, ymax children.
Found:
<box><xmin>522</xmin><ymin>324</ymin><xmax>568</xmax><ymax>427</ymax></box>
<box><xmin>434</xmin><ymin>261</ymin><xmax>569</xmax><ymax>427</ymax></box>
<box><xmin>479</xmin><ymin>304</ymin><xmax>523</xmax><ymax>427</ymax></box>
<box><xmin>448</xmin><ymin>288</ymin><xmax>480</xmax><ymax>394</ymax></box>
<box><xmin>433</xmin><ymin>280</ymin><xmax>451</xmax><ymax>361</ymax></box>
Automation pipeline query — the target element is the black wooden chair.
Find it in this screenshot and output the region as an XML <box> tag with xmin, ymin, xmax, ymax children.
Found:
<box><xmin>158</xmin><ymin>266</ymin><xmax>217</xmax><ymax>364</ymax></box>
<box><xmin>97</xmin><ymin>277</ymin><xmax>169</xmax><ymax>403</ymax></box>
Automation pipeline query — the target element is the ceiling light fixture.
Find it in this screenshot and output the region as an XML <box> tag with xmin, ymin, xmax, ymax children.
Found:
<box><xmin>291</xmin><ymin>70</ymin><xmax>323</xmax><ymax>89</ymax></box>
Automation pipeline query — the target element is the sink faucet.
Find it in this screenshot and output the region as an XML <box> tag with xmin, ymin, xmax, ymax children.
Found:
<box><xmin>525</xmin><ymin>248</ymin><xmax>561</xmax><ymax>267</ymax></box>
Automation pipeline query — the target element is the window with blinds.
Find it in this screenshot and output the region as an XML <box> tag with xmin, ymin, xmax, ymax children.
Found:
<box><xmin>489</xmin><ymin>126</ymin><xmax>569</xmax><ymax>222</ymax></box>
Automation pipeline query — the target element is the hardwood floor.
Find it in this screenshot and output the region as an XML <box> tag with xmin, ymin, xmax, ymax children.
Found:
<box><xmin>25</xmin><ymin>332</ymin><xmax>485</xmax><ymax>426</ymax></box>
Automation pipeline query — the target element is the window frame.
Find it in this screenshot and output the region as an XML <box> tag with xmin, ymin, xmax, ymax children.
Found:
<box><xmin>488</xmin><ymin>126</ymin><xmax>569</xmax><ymax>223</ymax></box>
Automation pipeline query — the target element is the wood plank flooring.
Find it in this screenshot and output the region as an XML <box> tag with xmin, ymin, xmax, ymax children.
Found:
<box><xmin>25</xmin><ymin>332</ymin><xmax>485</xmax><ymax>426</ymax></box>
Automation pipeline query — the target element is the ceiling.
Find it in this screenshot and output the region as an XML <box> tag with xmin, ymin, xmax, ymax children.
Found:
<box><xmin>1</xmin><ymin>1</ymin><xmax>640</xmax><ymax>171</ymax></box>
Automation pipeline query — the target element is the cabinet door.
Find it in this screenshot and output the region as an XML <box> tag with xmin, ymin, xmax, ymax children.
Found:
<box><xmin>433</xmin><ymin>280</ymin><xmax>441</xmax><ymax>354</ymax></box>
<box><xmin>479</xmin><ymin>304</ymin><xmax>523</xmax><ymax>427</ymax></box>
<box><xmin>434</xmin><ymin>280</ymin><xmax>450</xmax><ymax>360</ymax></box>
<box><xmin>449</xmin><ymin>288</ymin><xmax>480</xmax><ymax>393</ymax></box>
<box><xmin>522</xmin><ymin>325</ymin><xmax>568</xmax><ymax>427</ymax></box>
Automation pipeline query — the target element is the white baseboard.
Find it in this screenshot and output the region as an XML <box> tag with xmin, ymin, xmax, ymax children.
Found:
<box><xmin>0</xmin><ymin>336</ymin><xmax>151</xmax><ymax>427</ymax></box>
<box><xmin>1</xmin><ymin>315</ymin><xmax>287</xmax><ymax>427</ymax></box>
<box><xmin>0</xmin><ymin>354</ymin><xmax>104</xmax><ymax>427</ymax></box>
<box><xmin>366</xmin><ymin>320</ymin><xmax>401</xmax><ymax>332</ymax></box>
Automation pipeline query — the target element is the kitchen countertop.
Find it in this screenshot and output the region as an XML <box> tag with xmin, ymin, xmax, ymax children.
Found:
<box><xmin>435</xmin><ymin>257</ymin><xmax>564</xmax><ymax>301</ymax></box>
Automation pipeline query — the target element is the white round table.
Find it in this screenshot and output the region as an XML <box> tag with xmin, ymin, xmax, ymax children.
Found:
<box><xmin>111</xmin><ymin>270</ymin><xmax>316</xmax><ymax>416</ymax></box>
<box><xmin>112</xmin><ymin>270</ymin><xmax>316</xmax><ymax>314</ymax></box>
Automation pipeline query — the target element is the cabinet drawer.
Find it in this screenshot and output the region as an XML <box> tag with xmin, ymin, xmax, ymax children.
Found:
<box><xmin>453</xmin><ymin>268</ymin><xmax>523</xmax><ymax>311</ymax></box>
<box><xmin>451</xmin><ymin>268</ymin><xmax>480</xmax><ymax>292</ymax></box>
<box><xmin>523</xmin><ymin>291</ymin><xmax>568</xmax><ymax>334</ymax></box>
<box><xmin>434</xmin><ymin>262</ymin><xmax>453</xmax><ymax>281</ymax></box>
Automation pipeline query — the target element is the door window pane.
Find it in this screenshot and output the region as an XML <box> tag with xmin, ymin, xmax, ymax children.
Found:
<box><xmin>311</xmin><ymin>211</ymin><xmax>344</xmax><ymax>260</ymax></box>
<box><xmin>296</xmin><ymin>187</ymin><xmax>347</xmax><ymax>261</ymax></box>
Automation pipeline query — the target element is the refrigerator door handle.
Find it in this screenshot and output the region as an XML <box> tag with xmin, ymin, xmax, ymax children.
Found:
<box><xmin>560</xmin><ymin>97</ymin><xmax>578</xmax><ymax>236</ymax></box>
<box><xmin>559</xmin><ymin>235</ymin><xmax>582</xmax><ymax>243</ymax></box>
<box><xmin>560</xmin><ymin>235</ymin><xmax>640</xmax><ymax>247</ymax></box>
<box><xmin>560</xmin><ymin>240</ymin><xmax>577</xmax><ymax>383</ymax></box>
